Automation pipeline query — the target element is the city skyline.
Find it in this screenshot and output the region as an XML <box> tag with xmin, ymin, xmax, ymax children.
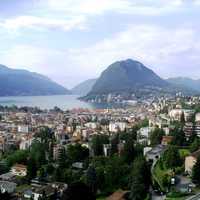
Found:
<box><xmin>0</xmin><ymin>0</ymin><xmax>200</xmax><ymax>88</ymax></box>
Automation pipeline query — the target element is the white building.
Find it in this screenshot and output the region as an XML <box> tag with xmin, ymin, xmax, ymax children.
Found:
<box><xmin>195</xmin><ymin>113</ymin><xmax>200</xmax><ymax>122</ymax></box>
<box><xmin>169</xmin><ymin>109</ymin><xmax>183</xmax><ymax>121</ymax></box>
<box><xmin>18</xmin><ymin>125</ymin><xmax>29</xmax><ymax>133</ymax></box>
<box><xmin>85</xmin><ymin>122</ymin><xmax>99</xmax><ymax>129</ymax></box>
<box><xmin>19</xmin><ymin>136</ymin><xmax>34</xmax><ymax>150</ymax></box>
<box><xmin>109</xmin><ymin>122</ymin><xmax>126</xmax><ymax>132</ymax></box>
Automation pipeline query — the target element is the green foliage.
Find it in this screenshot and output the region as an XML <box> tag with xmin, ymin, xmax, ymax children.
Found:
<box><xmin>129</xmin><ymin>157</ymin><xmax>151</xmax><ymax>200</ymax></box>
<box><xmin>6</xmin><ymin>150</ymin><xmax>28</xmax><ymax>167</ymax></box>
<box><xmin>27</xmin><ymin>158</ymin><xmax>37</xmax><ymax>180</ymax></box>
<box><xmin>163</xmin><ymin>146</ymin><xmax>182</xmax><ymax>169</ymax></box>
<box><xmin>86</xmin><ymin>166</ymin><xmax>97</xmax><ymax>195</ymax></box>
<box><xmin>110</xmin><ymin>134</ymin><xmax>119</xmax><ymax>155</ymax></box>
<box><xmin>190</xmin><ymin>138</ymin><xmax>200</xmax><ymax>152</ymax></box>
<box><xmin>67</xmin><ymin>144</ymin><xmax>89</xmax><ymax>164</ymax></box>
<box><xmin>0</xmin><ymin>161</ymin><xmax>9</xmax><ymax>174</ymax></box>
<box><xmin>91</xmin><ymin>156</ymin><xmax>131</xmax><ymax>195</ymax></box>
<box><xmin>122</xmin><ymin>138</ymin><xmax>135</xmax><ymax>164</ymax></box>
<box><xmin>150</xmin><ymin>128</ymin><xmax>165</xmax><ymax>146</ymax></box>
<box><xmin>170</xmin><ymin>128</ymin><xmax>186</xmax><ymax>146</ymax></box>
<box><xmin>91</xmin><ymin>135</ymin><xmax>109</xmax><ymax>156</ymax></box>
<box><xmin>30</xmin><ymin>140</ymin><xmax>47</xmax><ymax>169</ymax></box>
<box><xmin>192</xmin><ymin>156</ymin><xmax>200</xmax><ymax>185</ymax></box>
<box><xmin>137</xmin><ymin>118</ymin><xmax>149</xmax><ymax>128</ymax></box>
<box><xmin>180</xmin><ymin>112</ymin><xmax>185</xmax><ymax>125</ymax></box>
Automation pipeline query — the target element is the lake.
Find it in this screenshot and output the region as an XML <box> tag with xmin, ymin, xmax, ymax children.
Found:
<box><xmin>0</xmin><ymin>95</ymin><xmax>121</xmax><ymax>110</ymax></box>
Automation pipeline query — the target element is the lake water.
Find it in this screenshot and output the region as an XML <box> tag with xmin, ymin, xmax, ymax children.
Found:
<box><xmin>0</xmin><ymin>95</ymin><xmax>120</xmax><ymax>110</ymax></box>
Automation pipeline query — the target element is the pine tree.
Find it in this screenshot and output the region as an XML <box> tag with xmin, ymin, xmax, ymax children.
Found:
<box><xmin>123</xmin><ymin>138</ymin><xmax>135</xmax><ymax>164</ymax></box>
<box><xmin>180</xmin><ymin>112</ymin><xmax>185</xmax><ymax>125</ymax></box>
<box><xmin>129</xmin><ymin>157</ymin><xmax>151</xmax><ymax>200</ymax></box>
<box><xmin>163</xmin><ymin>146</ymin><xmax>181</xmax><ymax>169</ymax></box>
<box><xmin>86</xmin><ymin>166</ymin><xmax>97</xmax><ymax>195</ymax></box>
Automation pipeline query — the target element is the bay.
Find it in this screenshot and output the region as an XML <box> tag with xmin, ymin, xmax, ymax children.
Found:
<box><xmin>0</xmin><ymin>95</ymin><xmax>121</xmax><ymax>110</ymax></box>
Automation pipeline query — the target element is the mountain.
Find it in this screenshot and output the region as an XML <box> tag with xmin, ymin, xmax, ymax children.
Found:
<box><xmin>82</xmin><ymin>59</ymin><xmax>170</xmax><ymax>101</ymax></box>
<box><xmin>0</xmin><ymin>64</ymin><xmax>70</xmax><ymax>96</ymax></box>
<box><xmin>82</xmin><ymin>59</ymin><xmax>197</xmax><ymax>102</ymax></box>
<box><xmin>90</xmin><ymin>59</ymin><xmax>168</xmax><ymax>95</ymax></box>
<box><xmin>167</xmin><ymin>77</ymin><xmax>200</xmax><ymax>92</ymax></box>
<box><xmin>71</xmin><ymin>79</ymin><xmax>97</xmax><ymax>96</ymax></box>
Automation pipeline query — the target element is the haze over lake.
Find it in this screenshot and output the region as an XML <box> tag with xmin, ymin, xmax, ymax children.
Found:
<box><xmin>0</xmin><ymin>95</ymin><xmax>122</xmax><ymax>110</ymax></box>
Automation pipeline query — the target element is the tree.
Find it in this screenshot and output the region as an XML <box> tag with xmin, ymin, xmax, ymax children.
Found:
<box><xmin>129</xmin><ymin>157</ymin><xmax>150</xmax><ymax>200</ymax></box>
<box><xmin>170</xmin><ymin>128</ymin><xmax>185</xmax><ymax>146</ymax></box>
<box><xmin>53</xmin><ymin>167</ymin><xmax>64</xmax><ymax>182</ymax></box>
<box><xmin>61</xmin><ymin>182</ymin><xmax>95</xmax><ymax>200</ymax></box>
<box><xmin>91</xmin><ymin>135</ymin><xmax>109</xmax><ymax>156</ymax></box>
<box><xmin>122</xmin><ymin>138</ymin><xmax>135</xmax><ymax>164</ymax></box>
<box><xmin>6</xmin><ymin>150</ymin><xmax>28</xmax><ymax>167</ymax></box>
<box><xmin>110</xmin><ymin>134</ymin><xmax>119</xmax><ymax>155</ymax></box>
<box><xmin>192</xmin><ymin>156</ymin><xmax>200</xmax><ymax>185</ymax></box>
<box><xmin>130</xmin><ymin>181</ymin><xmax>146</xmax><ymax>200</ymax></box>
<box><xmin>30</xmin><ymin>141</ymin><xmax>47</xmax><ymax>169</ymax></box>
<box><xmin>180</xmin><ymin>112</ymin><xmax>185</xmax><ymax>125</ymax></box>
<box><xmin>150</xmin><ymin>128</ymin><xmax>164</xmax><ymax>146</ymax></box>
<box><xmin>190</xmin><ymin>138</ymin><xmax>200</xmax><ymax>153</ymax></box>
<box><xmin>27</xmin><ymin>158</ymin><xmax>37</xmax><ymax>180</ymax></box>
<box><xmin>86</xmin><ymin>166</ymin><xmax>97</xmax><ymax>195</ymax></box>
<box><xmin>67</xmin><ymin>144</ymin><xmax>89</xmax><ymax>164</ymax></box>
<box><xmin>163</xmin><ymin>146</ymin><xmax>181</xmax><ymax>169</ymax></box>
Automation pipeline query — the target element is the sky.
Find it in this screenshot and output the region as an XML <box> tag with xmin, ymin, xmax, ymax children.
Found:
<box><xmin>0</xmin><ymin>0</ymin><xmax>200</xmax><ymax>89</ymax></box>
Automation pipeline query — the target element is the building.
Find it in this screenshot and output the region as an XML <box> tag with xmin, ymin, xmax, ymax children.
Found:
<box><xmin>103</xmin><ymin>144</ymin><xmax>111</xmax><ymax>157</ymax></box>
<box><xmin>85</xmin><ymin>122</ymin><xmax>99</xmax><ymax>129</ymax></box>
<box><xmin>109</xmin><ymin>122</ymin><xmax>126</xmax><ymax>133</ymax></box>
<box><xmin>145</xmin><ymin>145</ymin><xmax>165</xmax><ymax>163</ymax></box>
<box><xmin>18</xmin><ymin>125</ymin><xmax>29</xmax><ymax>133</ymax></box>
<box><xmin>0</xmin><ymin>181</ymin><xmax>17</xmax><ymax>194</ymax></box>
<box><xmin>195</xmin><ymin>113</ymin><xmax>200</xmax><ymax>122</ymax></box>
<box><xmin>11</xmin><ymin>164</ymin><xmax>27</xmax><ymax>177</ymax></box>
<box><xmin>194</xmin><ymin>122</ymin><xmax>200</xmax><ymax>137</ymax></box>
<box><xmin>169</xmin><ymin>109</ymin><xmax>183</xmax><ymax>121</ymax></box>
<box><xmin>183</xmin><ymin>109</ymin><xmax>195</xmax><ymax>122</ymax></box>
<box><xmin>183</xmin><ymin>123</ymin><xmax>194</xmax><ymax>139</ymax></box>
<box><xmin>19</xmin><ymin>135</ymin><xmax>34</xmax><ymax>150</ymax></box>
<box><xmin>185</xmin><ymin>149</ymin><xmax>200</xmax><ymax>174</ymax></box>
<box><xmin>32</xmin><ymin>185</ymin><xmax>55</xmax><ymax>200</ymax></box>
<box><xmin>161</xmin><ymin>136</ymin><xmax>173</xmax><ymax>146</ymax></box>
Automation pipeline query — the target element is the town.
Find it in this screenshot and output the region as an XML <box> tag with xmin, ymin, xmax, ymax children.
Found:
<box><xmin>1</xmin><ymin>95</ymin><xmax>200</xmax><ymax>200</ymax></box>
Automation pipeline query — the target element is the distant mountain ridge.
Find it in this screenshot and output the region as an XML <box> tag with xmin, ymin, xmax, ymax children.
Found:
<box><xmin>167</xmin><ymin>77</ymin><xmax>200</xmax><ymax>92</ymax></box>
<box><xmin>0</xmin><ymin>64</ymin><xmax>70</xmax><ymax>96</ymax></box>
<box><xmin>71</xmin><ymin>79</ymin><xmax>97</xmax><ymax>96</ymax></box>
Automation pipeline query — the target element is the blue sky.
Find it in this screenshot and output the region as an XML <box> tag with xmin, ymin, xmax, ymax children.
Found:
<box><xmin>0</xmin><ymin>0</ymin><xmax>200</xmax><ymax>88</ymax></box>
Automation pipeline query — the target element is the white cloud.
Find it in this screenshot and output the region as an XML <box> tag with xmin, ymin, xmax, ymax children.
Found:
<box><xmin>0</xmin><ymin>15</ymin><xmax>86</xmax><ymax>32</ymax></box>
<box><xmin>0</xmin><ymin>45</ymin><xmax>63</xmax><ymax>72</ymax></box>
<box><xmin>65</xmin><ymin>24</ymin><xmax>200</xmax><ymax>79</ymax></box>
<box><xmin>44</xmin><ymin>0</ymin><xmax>194</xmax><ymax>16</ymax></box>
<box><xmin>1</xmin><ymin>0</ymin><xmax>198</xmax><ymax>33</ymax></box>
<box><xmin>1</xmin><ymin>24</ymin><xmax>200</xmax><ymax>87</ymax></box>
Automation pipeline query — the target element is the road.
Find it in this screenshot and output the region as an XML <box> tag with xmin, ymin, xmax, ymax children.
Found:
<box><xmin>186</xmin><ymin>193</ymin><xmax>200</xmax><ymax>200</ymax></box>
